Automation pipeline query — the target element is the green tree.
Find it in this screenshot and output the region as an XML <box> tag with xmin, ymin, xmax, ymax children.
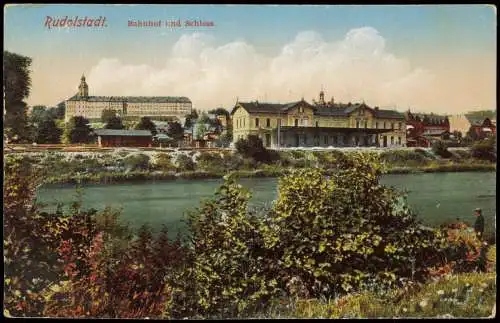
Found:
<box><xmin>101</xmin><ymin>109</ymin><xmax>118</xmax><ymax>124</ymax></box>
<box><xmin>36</xmin><ymin>117</ymin><xmax>63</xmax><ymax>144</ymax></box>
<box><xmin>135</xmin><ymin>116</ymin><xmax>157</xmax><ymax>136</ymax></box>
<box><xmin>52</xmin><ymin>102</ymin><xmax>66</xmax><ymax>119</ymax></box>
<box><xmin>104</xmin><ymin>116</ymin><xmax>125</xmax><ymax>130</ymax></box>
<box><xmin>184</xmin><ymin>109</ymin><xmax>199</xmax><ymax>129</ymax></box>
<box><xmin>195</xmin><ymin>119</ymin><xmax>207</xmax><ymax>140</ymax></box>
<box><xmin>3</xmin><ymin>51</ymin><xmax>33</xmax><ymax>142</ymax></box>
<box><xmin>64</xmin><ymin>116</ymin><xmax>94</xmax><ymax>143</ymax></box>
<box><xmin>30</xmin><ymin>105</ymin><xmax>48</xmax><ymax>125</ymax></box>
<box><xmin>167</xmin><ymin>121</ymin><xmax>184</xmax><ymax>141</ymax></box>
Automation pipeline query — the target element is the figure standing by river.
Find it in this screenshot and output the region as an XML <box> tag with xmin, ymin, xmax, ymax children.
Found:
<box><xmin>473</xmin><ymin>208</ymin><xmax>485</xmax><ymax>240</ymax></box>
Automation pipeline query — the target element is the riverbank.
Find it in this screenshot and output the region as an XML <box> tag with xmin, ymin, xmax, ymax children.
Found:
<box><xmin>43</xmin><ymin>163</ymin><xmax>496</xmax><ymax>185</ymax></box>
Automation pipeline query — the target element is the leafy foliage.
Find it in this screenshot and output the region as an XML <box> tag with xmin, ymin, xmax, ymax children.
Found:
<box><xmin>179</xmin><ymin>175</ymin><xmax>280</xmax><ymax>318</ymax></box>
<box><xmin>35</xmin><ymin>117</ymin><xmax>63</xmax><ymax>144</ymax></box>
<box><xmin>166</xmin><ymin>121</ymin><xmax>183</xmax><ymax>141</ymax></box>
<box><xmin>432</xmin><ymin>141</ymin><xmax>452</xmax><ymax>158</ymax></box>
<box><xmin>174</xmin><ymin>154</ymin><xmax>195</xmax><ymax>171</ymax></box>
<box><xmin>135</xmin><ymin>117</ymin><xmax>157</xmax><ymax>136</ymax></box>
<box><xmin>63</xmin><ymin>116</ymin><xmax>94</xmax><ymax>144</ymax></box>
<box><xmin>101</xmin><ymin>109</ymin><xmax>118</xmax><ymax>124</ymax></box>
<box><xmin>235</xmin><ymin>135</ymin><xmax>279</xmax><ymax>164</ymax></box>
<box><xmin>3</xmin><ymin>51</ymin><xmax>32</xmax><ymax>142</ymax></box>
<box><xmin>266</xmin><ymin>153</ymin><xmax>449</xmax><ymax>298</ymax></box>
<box><xmin>123</xmin><ymin>153</ymin><xmax>151</xmax><ymax>171</ymax></box>
<box><xmin>104</xmin><ymin>116</ymin><xmax>125</xmax><ymax>130</ymax></box>
<box><xmin>471</xmin><ymin>137</ymin><xmax>496</xmax><ymax>162</ymax></box>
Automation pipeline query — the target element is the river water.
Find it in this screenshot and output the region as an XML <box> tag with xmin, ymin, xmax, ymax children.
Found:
<box><xmin>36</xmin><ymin>172</ymin><xmax>496</xmax><ymax>237</ymax></box>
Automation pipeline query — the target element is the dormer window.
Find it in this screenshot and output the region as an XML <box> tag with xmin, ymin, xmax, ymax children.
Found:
<box><xmin>299</xmin><ymin>107</ymin><xmax>304</xmax><ymax>113</ymax></box>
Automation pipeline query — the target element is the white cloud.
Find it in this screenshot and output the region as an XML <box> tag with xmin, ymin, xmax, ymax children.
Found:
<box><xmin>87</xmin><ymin>27</ymin><xmax>437</xmax><ymax>111</ymax></box>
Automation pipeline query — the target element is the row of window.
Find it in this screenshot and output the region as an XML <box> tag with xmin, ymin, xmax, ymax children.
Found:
<box><xmin>355</xmin><ymin>121</ymin><xmax>403</xmax><ymax>130</ymax></box>
<box><xmin>234</xmin><ymin>134</ymin><xmax>404</xmax><ymax>146</ymax></box>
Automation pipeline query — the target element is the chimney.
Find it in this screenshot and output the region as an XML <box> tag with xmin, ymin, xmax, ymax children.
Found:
<box><xmin>374</xmin><ymin>106</ymin><xmax>379</xmax><ymax>111</ymax></box>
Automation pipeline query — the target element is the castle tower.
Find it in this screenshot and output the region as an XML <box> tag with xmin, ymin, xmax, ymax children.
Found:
<box><xmin>78</xmin><ymin>74</ymin><xmax>89</xmax><ymax>97</ymax></box>
<box><xmin>319</xmin><ymin>87</ymin><xmax>325</xmax><ymax>105</ymax></box>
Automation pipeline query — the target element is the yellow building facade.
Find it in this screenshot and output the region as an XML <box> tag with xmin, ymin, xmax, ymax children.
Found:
<box><xmin>65</xmin><ymin>75</ymin><xmax>192</xmax><ymax>122</ymax></box>
<box><xmin>231</xmin><ymin>91</ymin><xmax>406</xmax><ymax>148</ymax></box>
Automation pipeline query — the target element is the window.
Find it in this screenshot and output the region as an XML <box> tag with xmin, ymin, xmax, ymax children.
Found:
<box><xmin>299</xmin><ymin>107</ymin><xmax>304</xmax><ymax>113</ymax></box>
<box><xmin>243</xmin><ymin>119</ymin><xmax>245</xmax><ymax>127</ymax></box>
<box><xmin>391</xmin><ymin>136</ymin><xmax>394</xmax><ymax>145</ymax></box>
<box><xmin>277</xmin><ymin>119</ymin><xmax>282</xmax><ymax>127</ymax></box>
<box><xmin>304</xmin><ymin>119</ymin><xmax>308</xmax><ymax>127</ymax></box>
<box><xmin>384</xmin><ymin>122</ymin><xmax>386</xmax><ymax>129</ymax></box>
<box><xmin>324</xmin><ymin>136</ymin><xmax>328</xmax><ymax>145</ymax></box>
<box><xmin>356</xmin><ymin>120</ymin><xmax>360</xmax><ymax>128</ymax></box>
<box><xmin>365</xmin><ymin>121</ymin><xmax>368</xmax><ymax>129</ymax></box>
<box><xmin>266</xmin><ymin>118</ymin><xmax>270</xmax><ymax>127</ymax></box>
<box><xmin>391</xmin><ymin>123</ymin><xmax>394</xmax><ymax>130</ymax></box>
<box><xmin>398</xmin><ymin>136</ymin><xmax>402</xmax><ymax>145</ymax></box>
<box><xmin>333</xmin><ymin>136</ymin><xmax>337</xmax><ymax>145</ymax></box>
<box><xmin>295</xmin><ymin>119</ymin><xmax>299</xmax><ymax>127</ymax></box>
<box><xmin>398</xmin><ymin>122</ymin><xmax>402</xmax><ymax>130</ymax></box>
<box><xmin>375</xmin><ymin>122</ymin><xmax>378</xmax><ymax>129</ymax></box>
<box><xmin>256</xmin><ymin>118</ymin><xmax>260</xmax><ymax>127</ymax></box>
<box><xmin>316</xmin><ymin>121</ymin><xmax>319</xmax><ymax>127</ymax></box>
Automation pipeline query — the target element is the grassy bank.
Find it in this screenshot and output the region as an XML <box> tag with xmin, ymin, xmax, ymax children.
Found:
<box><xmin>280</xmin><ymin>272</ymin><xmax>496</xmax><ymax>319</ymax></box>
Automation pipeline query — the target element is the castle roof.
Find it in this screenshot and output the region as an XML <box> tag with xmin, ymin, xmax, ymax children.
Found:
<box><xmin>67</xmin><ymin>95</ymin><xmax>192</xmax><ymax>104</ymax></box>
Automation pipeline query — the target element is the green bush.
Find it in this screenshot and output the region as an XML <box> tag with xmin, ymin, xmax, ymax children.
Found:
<box><xmin>265</xmin><ymin>153</ymin><xmax>449</xmax><ymax>299</ymax></box>
<box><xmin>222</xmin><ymin>153</ymin><xmax>244</xmax><ymax>171</ymax></box>
<box><xmin>174</xmin><ymin>154</ymin><xmax>195</xmax><ymax>171</ymax></box>
<box><xmin>123</xmin><ymin>153</ymin><xmax>150</xmax><ymax>171</ymax></box>
<box><xmin>176</xmin><ymin>175</ymin><xmax>279</xmax><ymax>318</ymax></box>
<box><xmin>235</xmin><ymin>135</ymin><xmax>279</xmax><ymax>164</ymax></box>
<box><xmin>196</xmin><ymin>152</ymin><xmax>224</xmax><ymax>172</ymax></box>
<box><xmin>432</xmin><ymin>141</ymin><xmax>452</xmax><ymax>159</ymax></box>
<box><xmin>380</xmin><ymin>150</ymin><xmax>430</xmax><ymax>166</ymax></box>
<box><xmin>153</xmin><ymin>153</ymin><xmax>176</xmax><ymax>171</ymax></box>
<box><xmin>471</xmin><ymin>137</ymin><xmax>496</xmax><ymax>161</ymax></box>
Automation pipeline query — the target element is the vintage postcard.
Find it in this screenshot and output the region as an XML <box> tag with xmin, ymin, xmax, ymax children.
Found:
<box><xmin>3</xmin><ymin>4</ymin><xmax>496</xmax><ymax>319</ymax></box>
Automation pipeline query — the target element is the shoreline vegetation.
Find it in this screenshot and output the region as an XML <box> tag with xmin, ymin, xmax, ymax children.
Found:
<box><xmin>41</xmin><ymin>162</ymin><xmax>496</xmax><ymax>186</ymax></box>
<box><xmin>6</xmin><ymin>146</ymin><xmax>496</xmax><ymax>186</ymax></box>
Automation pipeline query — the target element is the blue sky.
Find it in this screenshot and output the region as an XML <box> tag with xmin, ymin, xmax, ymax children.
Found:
<box><xmin>4</xmin><ymin>4</ymin><xmax>497</xmax><ymax>113</ymax></box>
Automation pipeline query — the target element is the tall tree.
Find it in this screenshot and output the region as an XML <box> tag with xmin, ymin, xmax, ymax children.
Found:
<box><xmin>166</xmin><ymin>121</ymin><xmax>184</xmax><ymax>141</ymax></box>
<box><xmin>101</xmin><ymin>109</ymin><xmax>117</xmax><ymax>124</ymax></box>
<box><xmin>36</xmin><ymin>117</ymin><xmax>63</xmax><ymax>144</ymax></box>
<box><xmin>48</xmin><ymin>102</ymin><xmax>65</xmax><ymax>120</ymax></box>
<box><xmin>30</xmin><ymin>105</ymin><xmax>48</xmax><ymax>125</ymax></box>
<box><xmin>195</xmin><ymin>118</ymin><xmax>208</xmax><ymax>140</ymax></box>
<box><xmin>63</xmin><ymin>116</ymin><xmax>94</xmax><ymax>143</ymax></box>
<box><xmin>184</xmin><ymin>109</ymin><xmax>199</xmax><ymax>129</ymax></box>
<box><xmin>104</xmin><ymin>116</ymin><xmax>125</xmax><ymax>130</ymax></box>
<box><xmin>3</xmin><ymin>51</ymin><xmax>32</xmax><ymax>142</ymax></box>
<box><xmin>135</xmin><ymin>116</ymin><xmax>157</xmax><ymax>135</ymax></box>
